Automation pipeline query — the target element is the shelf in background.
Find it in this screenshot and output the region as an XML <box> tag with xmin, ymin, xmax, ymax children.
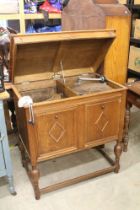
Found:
<box><xmin>126</xmin><ymin>3</ymin><xmax>140</xmax><ymax>80</ymax></box>
<box><xmin>0</xmin><ymin>13</ymin><xmax>61</xmax><ymax>20</ymax></box>
<box><xmin>24</xmin><ymin>13</ymin><xmax>61</xmax><ymax>20</ymax></box>
<box><xmin>0</xmin><ymin>14</ymin><xmax>20</xmax><ymax>20</ymax></box>
<box><xmin>128</xmin><ymin>69</ymin><xmax>140</xmax><ymax>77</ymax></box>
<box><xmin>131</xmin><ymin>4</ymin><xmax>140</xmax><ymax>9</ymax></box>
<box><xmin>130</xmin><ymin>37</ymin><xmax>140</xmax><ymax>44</ymax></box>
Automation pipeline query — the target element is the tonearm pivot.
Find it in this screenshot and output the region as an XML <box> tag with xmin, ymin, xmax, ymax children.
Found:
<box><xmin>78</xmin><ymin>75</ymin><xmax>106</xmax><ymax>83</ymax></box>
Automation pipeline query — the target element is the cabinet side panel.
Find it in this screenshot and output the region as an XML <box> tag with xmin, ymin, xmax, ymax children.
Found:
<box><xmin>118</xmin><ymin>90</ymin><xmax>127</xmax><ymax>141</ymax></box>
<box><xmin>14</xmin><ymin>97</ymin><xmax>30</xmax><ymax>154</ymax></box>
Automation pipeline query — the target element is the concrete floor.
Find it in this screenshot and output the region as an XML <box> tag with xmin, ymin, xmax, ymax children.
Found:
<box><xmin>0</xmin><ymin>107</ymin><xmax>140</xmax><ymax>210</ymax></box>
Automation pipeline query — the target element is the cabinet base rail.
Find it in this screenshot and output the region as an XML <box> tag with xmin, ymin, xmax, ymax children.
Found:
<box><xmin>19</xmin><ymin>141</ymin><xmax>122</xmax><ymax>200</ymax></box>
<box><xmin>40</xmin><ymin>165</ymin><xmax>115</xmax><ymax>195</ymax></box>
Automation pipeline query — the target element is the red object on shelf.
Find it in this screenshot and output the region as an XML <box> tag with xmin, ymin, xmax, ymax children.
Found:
<box><xmin>39</xmin><ymin>0</ymin><xmax>61</xmax><ymax>13</ymax></box>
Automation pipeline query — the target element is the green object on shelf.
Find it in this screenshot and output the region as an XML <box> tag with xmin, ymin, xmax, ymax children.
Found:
<box><xmin>135</xmin><ymin>57</ymin><xmax>140</xmax><ymax>68</ymax></box>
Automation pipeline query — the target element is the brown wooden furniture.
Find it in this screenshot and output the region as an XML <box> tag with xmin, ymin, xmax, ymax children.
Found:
<box><xmin>62</xmin><ymin>0</ymin><xmax>131</xmax><ymax>85</ymax></box>
<box><xmin>10</xmin><ymin>30</ymin><xmax>127</xmax><ymax>199</ymax></box>
<box><xmin>123</xmin><ymin>81</ymin><xmax>140</xmax><ymax>152</ymax></box>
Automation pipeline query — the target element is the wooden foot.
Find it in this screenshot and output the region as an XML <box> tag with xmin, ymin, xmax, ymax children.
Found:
<box><xmin>19</xmin><ymin>141</ymin><xmax>40</xmax><ymax>199</ymax></box>
<box><xmin>31</xmin><ymin>166</ymin><xmax>40</xmax><ymax>200</ymax></box>
<box><xmin>123</xmin><ymin>103</ymin><xmax>131</xmax><ymax>152</ymax></box>
<box><xmin>7</xmin><ymin>176</ymin><xmax>17</xmax><ymax>196</ymax></box>
<box><xmin>114</xmin><ymin>141</ymin><xmax>122</xmax><ymax>173</ymax></box>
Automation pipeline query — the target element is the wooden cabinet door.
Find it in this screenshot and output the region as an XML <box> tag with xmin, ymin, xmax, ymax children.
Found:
<box><xmin>85</xmin><ymin>97</ymin><xmax>122</xmax><ymax>147</ymax></box>
<box><xmin>34</xmin><ymin>106</ymin><xmax>79</xmax><ymax>159</ymax></box>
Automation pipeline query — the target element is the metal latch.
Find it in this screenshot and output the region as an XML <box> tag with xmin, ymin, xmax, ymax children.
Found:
<box><xmin>18</xmin><ymin>96</ymin><xmax>35</xmax><ymax>125</ymax></box>
<box><xmin>28</xmin><ymin>104</ymin><xmax>35</xmax><ymax>125</ymax></box>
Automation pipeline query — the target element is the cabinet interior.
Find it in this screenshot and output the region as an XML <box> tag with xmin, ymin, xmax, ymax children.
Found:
<box><xmin>15</xmin><ymin>73</ymin><xmax>120</xmax><ymax>103</ymax></box>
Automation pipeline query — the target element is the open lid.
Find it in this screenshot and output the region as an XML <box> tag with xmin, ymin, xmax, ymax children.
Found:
<box><xmin>10</xmin><ymin>30</ymin><xmax>116</xmax><ymax>84</ymax></box>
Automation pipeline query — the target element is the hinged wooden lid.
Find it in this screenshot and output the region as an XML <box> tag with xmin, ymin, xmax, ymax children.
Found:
<box><xmin>10</xmin><ymin>30</ymin><xmax>116</xmax><ymax>84</ymax></box>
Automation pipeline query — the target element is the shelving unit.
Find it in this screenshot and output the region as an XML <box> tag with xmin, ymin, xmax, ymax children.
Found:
<box><xmin>130</xmin><ymin>37</ymin><xmax>140</xmax><ymax>44</ymax></box>
<box><xmin>0</xmin><ymin>0</ymin><xmax>61</xmax><ymax>34</ymax></box>
<box><xmin>131</xmin><ymin>4</ymin><xmax>140</xmax><ymax>9</ymax></box>
<box><xmin>125</xmin><ymin>0</ymin><xmax>140</xmax><ymax>78</ymax></box>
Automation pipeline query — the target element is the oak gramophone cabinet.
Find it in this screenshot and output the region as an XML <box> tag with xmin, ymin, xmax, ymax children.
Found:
<box><xmin>11</xmin><ymin>30</ymin><xmax>127</xmax><ymax>199</ymax></box>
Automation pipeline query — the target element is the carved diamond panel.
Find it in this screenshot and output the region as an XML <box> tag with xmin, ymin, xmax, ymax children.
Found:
<box><xmin>49</xmin><ymin>121</ymin><xmax>65</xmax><ymax>143</ymax></box>
<box><xmin>95</xmin><ymin>112</ymin><xmax>109</xmax><ymax>133</ymax></box>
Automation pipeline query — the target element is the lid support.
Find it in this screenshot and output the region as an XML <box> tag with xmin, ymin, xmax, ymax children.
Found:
<box><xmin>60</xmin><ymin>61</ymin><xmax>66</xmax><ymax>84</ymax></box>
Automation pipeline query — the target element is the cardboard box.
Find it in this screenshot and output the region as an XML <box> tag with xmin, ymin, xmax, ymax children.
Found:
<box><xmin>0</xmin><ymin>0</ymin><xmax>19</xmax><ymax>14</ymax></box>
<box><xmin>118</xmin><ymin>0</ymin><xmax>127</xmax><ymax>4</ymax></box>
<box><xmin>128</xmin><ymin>46</ymin><xmax>140</xmax><ymax>72</ymax></box>
<box><xmin>134</xmin><ymin>0</ymin><xmax>140</xmax><ymax>4</ymax></box>
<box><xmin>134</xmin><ymin>19</ymin><xmax>140</xmax><ymax>39</ymax></box>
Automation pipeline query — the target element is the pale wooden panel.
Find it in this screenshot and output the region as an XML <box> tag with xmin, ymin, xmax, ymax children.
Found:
<box><xmin>19</xmin><ymin>0</ymin><xmax>25</xmax><ymax>34</ymax></box>
<box><xmin>104</xmin><ymin>16</ymin><xmax>131</xmax><ymax>84</ymax></box>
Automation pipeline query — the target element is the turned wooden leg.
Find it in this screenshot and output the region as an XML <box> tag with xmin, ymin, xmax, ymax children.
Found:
<box><xmin>123</xmin><ymin>102</ymin><xmax>131</xmax><ymax>152</ymax></box>
<box><xmin>114</xmin><ymin>141</ymin><xmax>122</xmax><ymax>173</ymax></box>
<box><xmin>31</xmin><ymin>166</ymin><xmax>40</xmax><ymax>200</ymax></box>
